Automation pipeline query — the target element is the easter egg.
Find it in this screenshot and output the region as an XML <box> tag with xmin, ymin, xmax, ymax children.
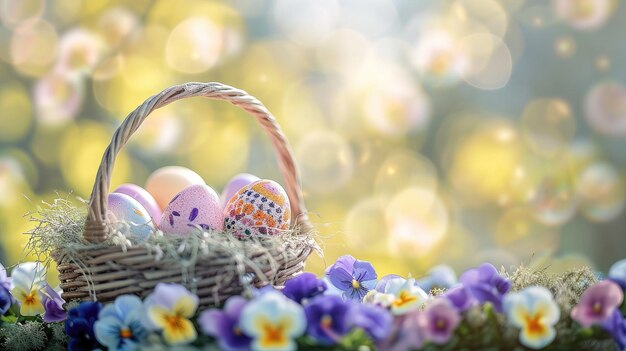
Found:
<box><xmin>107</xmin><ymin>193</ymin><xmax>155</xmax><ymax>243</ymax></box>
<box><xmin>159</xmin><ymin>184</ymin><xmax>223</xmax><ymax>235</ymax></box>
<box><xmin>220</xmin><ymin>173</ymin><xmax>260</xmax><ymax>208</ymax></box>
<box><xmin>145</xmin><ymin>166</ymin><xmax>205</xmax><ymax>209</ymax></box>
<box><xmin>223</xmin><ymin>180</ymin><xmax>291</xmax><ymax>238</ymax></box>
<box><xmin>113</xmin><ymin>183</ymin><xmax>162</xmax><ymax>222</ymax></box>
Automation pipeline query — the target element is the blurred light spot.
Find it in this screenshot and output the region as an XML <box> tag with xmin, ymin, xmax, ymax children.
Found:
<box><xmin>410</xmin><ymin>29</ymin><xmax>468</xmax><ymax>86</ymax></box>
<box><xmin>345</xmin><ymin>197</ymin><xmax>387</xmax><ymax>253</ymax></box>
<box><xmin>0</xmin><ymin>155</ymin><xmax>27</xmax><ymax>204</ymax></box>
<box><xmin>528</xmin><ymin>161</ymin><xmax>578</xmax><ymax>226</ymax></box>
<box><xmin>362</xmin><ymin>78</ymin><xmax>431</xmax><ymax>136</ymax></box>
<box><xmin>460</xmin><ymin>33</ymin><xmax>513</xmax><ymax>90</ymax></box>
<box><xmin>130</xmin><ymin>109</ymin><xmax>182</xmax><ymax>155</ymax></box>
<box><xmin>274</xmin><ymin>0</ymin><xmax>338</xmax><ymax>46</ymax></box>
<box><xmin>91</xmin><ymin>54</ymin><xmax>123</xmax><ymax>81</ymax></box>
<box><xmin>316</xmin><ymin>29</ymin><xmax>371</xmax><ymax>76</ymax></box>
<box><xmin>56</xmin><ymin>27</ymin><xmax>103</xmax><ymax>74</ymax></box>
<box><xmin>10</xmin><ymin>19</ymin><xmax>58</xmax><ymax>77</ymax></box>
<box><xmin>50</xmin><ymin>0</ymin><xmax>82</xmax><ymax>25</ymax></box>
<box><xmin>386</xmin><ymin>187</ymin><xmax>449</xmax><ymax>257</ymax></box>
<box><xmin>553</xmin><ymin>0</ymin><xmax>613</xmax><ymax>31</ymax></box>
<box><xmin>577</xmin><ymin>162</ymin><xmax>625</xmax><ymax>222</ymax></box>
<box><xmin>518</xmin><ymin>4</ymin><xmax>558</xmax><ymax>28</ymax></box>
<box><xmin>494</xmin><ymin>207</ymin><xmax>560</xmax><ymax>259</ymax></box>
<box><xmin>297</xmin><ymin>130</ymin><xmax>354</xmax><ymax>193</ymax></box>
<box><xmin>280</xmin><ymin>81</ymin><xmax>326</xmax><ymax>139</ymax></box>
<box><xmin>0</xmin><ymin>83</ymin><xmax>32</xmax><ymax>142</ymax></box>
<box><xmin>595</xmin><ymin>55</ymin><xmax>610</xmax><ymax>72</ymax></box>
<box><xmin>165</xmin><ymin>17</ymin><xmax>224</xmax><ymax>74</ymax></box>
<box><xmin>554</xmin><ymin>36</ymin><xmax>576</xmax><ymax>58</ymax></box>
<box><xmin>584</xmin><ymin>81</ymin><xmax>626</xmax><ymax>137</ymax></box>
<box><xmin>0</xmin><ymin>0</ymin><xmax>45</xmax><ymax>28</ymax></box>
<box><xmin>188</xmin><ymin>121</ymin><xmax>249</xmax><ymax>186</ymax></box>
<box><xmin>450</xmin><ymin>122</ymin><xmax>522</xmax><ymax>203</ymax></box>
<box><xmin>475</xmin><ymin>249</ymin><xmax>518</xmax><ymax>269</ymax></box>
<box><xmin>30</xmin><ymin>124</ymin><xmax>65</xmax><ymax>166</ymax></box>
<box><xmin>374</xmin><ymin>152</ymin><xmax>438</xmax><ymax>201</ymax></box>
<box><xmin>521</xmin><ymin>98</ymin><xmax>575</xmax><ymax>157</ymax></box>
<box><xmin>97</xmin><ymin>6</ymin><xmax>138</xmax><ymax>47</ymax></box>
<box><xmin>452</xmin><ymin>0</ymin><xmax>509</xmax><ymax>38</ymax></box>
<box><xmin>34</xmin><ymin>72</ymin><xmax>84</xmax><ymax>126</ymax></box>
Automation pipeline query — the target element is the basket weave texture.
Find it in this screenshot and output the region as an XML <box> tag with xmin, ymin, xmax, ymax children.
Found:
<box><xmin>52</xmin><ymin>82</ymin><xmax>317</xmax><ymax>306</ymax></box>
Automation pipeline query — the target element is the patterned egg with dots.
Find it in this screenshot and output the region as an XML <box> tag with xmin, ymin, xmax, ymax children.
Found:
<box><xmin>223</xmin><ymin>180</ymin><xmax>291</xmax><ymax>238</ymax></box>
<box><xmin>158</xmin><ymin>184</ymin><xmax>223</xmax><ymax>236</ymax></box>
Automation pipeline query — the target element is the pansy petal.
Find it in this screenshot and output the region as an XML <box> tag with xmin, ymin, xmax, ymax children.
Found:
<box><xmin>94</xmin><ymin>316</ymin><xmax>125</xmax><ymax>348</ymax></box>
<box><xmin>520</xmin><ymin>325</ymin><xmax>556</xmax><ymax>350</ymax></box>
<box><xmin>148</xmin><ymin>306</ymin><xmax>172</xmax><ymax>329</ymax></box>
<box><xmin>353</xmin><ymin>260</ymin><xmax>377</xmax><ymax>282</ymax></box>
<box><xmin>173</xmin><ymin>295</ymin><xmax>199</xmax><ymax>318</ymax></box>
<box><xmin>162</xmin><ymin>317</ymin><xmax>197</xmax><ymax>345</ymax></box>
<box><xmin>326</xmin><ymin>255</ymin><xmax>356</xmax><ymax>275</ymax></box>
<box><xmin>327</xmin><ymin>266</ymin><xmax>354</xmax><ymax>291</ymax></box>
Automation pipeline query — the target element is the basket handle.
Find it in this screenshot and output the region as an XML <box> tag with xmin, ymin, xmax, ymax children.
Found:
<box><xmin>84</xmin><ymin>82</ymin><xmax>312</xmax><ymax>243</ymax></box>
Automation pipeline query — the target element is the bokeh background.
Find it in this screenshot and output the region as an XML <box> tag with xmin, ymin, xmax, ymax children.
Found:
<box><xmin>0</xmin><ymin>0</ymin><xmax>625</xmax><ymax>281</ymax></box>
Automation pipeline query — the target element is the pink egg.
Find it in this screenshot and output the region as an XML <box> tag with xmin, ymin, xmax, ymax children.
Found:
<box><xmin>107</xmin><ymin>193</ymin><xmax>155</xmax><ymax>243</ymax></box>
<box><xmin>223</xmin><ymin>180</ymin><xmax>291</xmax><ymax>238</ymax></box>
<box><xmin>113</xmin><ymin>183</ymin><xmax>162</xmax><ymax>222</ymax></box>
<box><xmin>220</xmin><ymin>173</ymin><xmax>260</xmax><ymax>208</ymax></box>
<box><xmin>159</xmin><ymin>184</ymin><xmax>223</xmax><ymax>236</ymax></box>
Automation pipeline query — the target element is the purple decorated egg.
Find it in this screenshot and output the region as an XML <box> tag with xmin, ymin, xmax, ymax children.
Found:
<box><xmin>107</xmin><ymin>193</ymin><xmax>155</xmax><ymax>243</ymax></box>
<box><xmin>223</xmin><ymin>180</ymin><xmax>291</xmax><ymax>238</ymax></box>
<box><xmin>113</xmin><ymin>183</ymin><xmax>162</xmax><ymax>222</ymax></box>
<box><xmin>145</xmin><ymin>166</ymin><xmax>205</xmax><ymax>210</ymax></box>
<box><xmin>220</xmin><ymin>173</ymin><xmax>260</xmax><ymax>208</ymax></box>
<box><xmin>159</xmin><ymin>184</ymin><xmax>223</xmax><ymax>235</ymax></box>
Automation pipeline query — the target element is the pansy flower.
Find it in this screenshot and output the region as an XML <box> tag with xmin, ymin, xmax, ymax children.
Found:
<box><xmin>326</xmin><ymin>255</ymin><xmax>377</xmax><ymax>301</ymax></box>
<box><xmin>416</xmin><ymin>265</ymin><xmax>458</xmax><ymax>293</ymax></box>
<box><xmin>459</xmin><ymin>263</ymin><xmax>511</xmax><ymax>312</ymax></box>
<box><xmin>199</xmin><ymin>296</ymin><xmax>252</xmax><ymax>351</ymax></box>
<box><xmin>503</xmin><ymin>286</ymin><xmax>560</xmax><ymax>350</ymax></box>
<box><xmin>10</xmin><ymin>262</ymin><xmax>46</xmax><ymax>316</ymax></box>
<box><xmin>42</xmin><ymin>285</ymin><xmax>67</xmax><ymax>322</ymax></box>
<box><xmin>282</xmin><ymin>273</ymin><xmax>327</xmax><ymax>304</ymax></box>
<box><xmin>384</xmin><ymin>277</ymin><xmax>429</xmax><ymax>315</ymax></box>
<box><xmin>66</xmin><ymin>301</ymin><xmax>103</xmax><ymax>351</ymax></box>
<box><xmin>571</xmin><ymin>280</ymin><xmax>623</xmax><ymax>327</ymax></box>
<box><xmin>95</xmin><ymin>295</ymin><xmax>148</xmax><ymax>351</ymax></box>
<box><xmin>143</xmin><ymin>283</ymin><xmax>199</xmax><ymax>345</ymax></box>
<box><xmin>351</xmin><ymin>302</ymin><xmax>393</xmax><ymax>342</ymax></box>
<box><xmin>602</xmin><ymin>309</ymin><xmax>626</xmax><ymax>350</ymax></box>
<box><xmin>419</xmin><ymin>298</ymin><xmax>461</xmax><ymax>345</ymax></box>
<box><xmin>240</xmin><ymin>290</ymin><xmax>306</xmax><ymax>351</ymax></box>
<box><xmin>304</xmin><ymin>295</ymin><xmax>353</xmax><ymax>345</ymax></box>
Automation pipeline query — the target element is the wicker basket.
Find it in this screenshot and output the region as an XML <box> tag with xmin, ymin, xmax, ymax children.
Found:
<box><xmin>52</xmin><ymin>82</ymin><xmax>317</xmax><ymax>306</ymax></box>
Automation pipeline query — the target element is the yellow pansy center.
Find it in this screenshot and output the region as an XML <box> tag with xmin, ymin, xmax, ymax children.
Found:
<box><xmin>260</xmin><ymin>322</ymin><xmax>286</xmax><ymax>347</ymax></box>
<box><xmin>24</xmin><ymin>292</ymin><xmax>37</xmax><ymax>305</ymax></box>
<box><xmin>393</xmin><ymin>290</ymin><xmax>417</xmax><ymax>308</ymax></box>
<box><xmin>435</xmin><ymin>318</ymin><xmax>446</xmax><ymax>330</ymax></box>
<box><xmin>592</xmin><ymin>301</ymin><xmax>602</xmax><ymax>314</ymax></box>
<box><xmin>525</xmin><ymin>314</ymin><xmax>546</xmax><ymax>335</ymax></box>
<box><xmin>351</xmin><ymin>280</ymin><xmax>360</xmax><ymax>289</ymax></box>
<box><xmin>321</xmin><ymin>315</ymin><xmax>333</xmax><ymax>329</ymax></box>
<box><xmin>119</xmin><ymin>328</ymin><xmax>133</xmax><ymax>339</ymax></box>
<box><xmin>165</xmin><ymin>315</ymin><xmax>185</xmax><ymax>331</ymax></box>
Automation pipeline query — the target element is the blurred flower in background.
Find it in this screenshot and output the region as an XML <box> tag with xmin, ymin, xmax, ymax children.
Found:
<box><xmin>0</xmin><ymin>0</ymin><xmax>624</xmax><ymax>281</ymax></box>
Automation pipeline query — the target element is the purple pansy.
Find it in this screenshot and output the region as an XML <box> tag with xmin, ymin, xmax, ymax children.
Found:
<box><xmin>42</xmin><ymin>285</ymin><xmax>67</xmax><ymax>322</ymax></box>
<box><xmin>459</xmin><ymin>263</ymin><xmax>511</xmax><ymax>312</ymax></box>
<box><xmin>443</xmin><ymin>286</ymin><xmax>473</xmax><ymax>312</ymax></box>
<box><xmin>571</xmin><ymin>280</ymin><xmax>624</xmax><ymax>327</ymax></box>
<box><xmin>602</xmin><ymin>309</ymin><xmax>626</xmax><ymax>350</ymax></box>
<box><xmin>65</xmin><ymin>301</ymin><xmax>103</xmax><ymax>351</ymax></box>
<box><xmin>326</xmin><ymin>255</ymin><xmax>377</xmax><ymax>301</ymax></box>
<box><xmin>199</xmin><ymin>296</ymin><xmax>251</xmax><ymax>351</ymax></box>
<box><xmin>304</xmin><ymin>295</ymin><xmax>353</xmax><ymax>345</ymax></box>
<box><xmin>351</xmin><ymin>302</ymin><xmax>393</xmax><ymax>341</ymax></box>
<box><xmin>0</xmin><ymin>263</ymin><xmax>11</xmax><ymax>291</ymax></box>
<box><xmin>0</xmin><ymin>285</ymin><xmax>11</xmax><ymax>315</ymax></box>
<box><xmin>417</xmin><ymin>265</ymin><xmax>458</xmax><ymax>293</ymax></box>
<box><xmin>419</xmin><ymin>299</ymin><xmax>461</xmax><ymax>345</ymax></box>
<box><xmin>379</xmin><ymin>312</ymin><xmax>425</xmax><ymax>351</ymax></box>
<box><xmin>283</xmin><ymin>272</ymin><xmax>327</xmax><ymax>304</ymax></box>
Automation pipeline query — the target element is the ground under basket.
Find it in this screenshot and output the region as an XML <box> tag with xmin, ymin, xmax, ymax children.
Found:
<box><xmin>52</xmin><ymin>82</ymin><xmax>317</xmax><ymax>306</ymax></box>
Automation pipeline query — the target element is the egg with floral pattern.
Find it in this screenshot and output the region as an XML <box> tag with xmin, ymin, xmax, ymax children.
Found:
<box><xmin>107</xmin><ymin>193</ymin><xmax>155</xmax><ymax>243</ymax></box>
<box><xmin>223</xmin><ymin>180</ymin><xmax>291</xmax><ymax>238</ymax></box>
<box><xmin>159</xmin><ymin>184</ymin><xmax>223</xmax><ymax>236</ymax></box>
